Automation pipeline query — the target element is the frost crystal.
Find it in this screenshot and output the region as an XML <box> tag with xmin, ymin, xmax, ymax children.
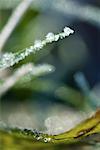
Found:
<box><xmin>34</xmin><ymin>40</ymin><xmax>43</xmax><ymax>50</ymax></box>
<box><xmin>0</xmin><ymin>52</ymin><xmax>15</xmax><ymax>68</ymax></box>
<box><xmin>63</xmin><ymin>27</ymin><xmax>74</xmax><ymax>36</ymax></box>
<box><xmin>46</xmin><ymin>32</ymin><xmax>55</xmax><ymax>43</ymax></box>
<box><xmin>54</xmin><ymin>35</ymin><xmax>59</xmax><ymax>41</ymax></box>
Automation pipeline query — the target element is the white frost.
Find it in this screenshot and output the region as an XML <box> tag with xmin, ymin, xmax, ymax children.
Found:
<box><xmin>64</xmin><ymin>26</ymin><xmax>74</xmax><ymax>36</ymax></box>
<box><xmin>34</xmin><ymin>40</ymin><xmax>43</xmax><ymax>50</ymax></box>
<box><xmin>46</xmin><ymin>32</ymin><xmax>55</xmax><ymax>43</ymax></box>
<box><xmin>0</xmin><ymin>26</ymin><xmax>74</xmax><ymax>70</ymax></box>
<box><xmin>45</xmin><ymin>112</ymin><xmax>86</xmax><ymax>135</ymax></box>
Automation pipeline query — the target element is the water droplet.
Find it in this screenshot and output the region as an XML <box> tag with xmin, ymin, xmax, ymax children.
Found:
<box><xmin>44</xmin><ymin>137</ymin><xmax>51</xmax><ymax>143</ymax></box>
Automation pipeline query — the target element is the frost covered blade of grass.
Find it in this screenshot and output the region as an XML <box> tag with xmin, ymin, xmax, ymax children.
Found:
<box><xmin>0</xmin><ymin>27</ymin><xmax>74</xmax><ymax>70</ymax></box>
<box><xmin>0</xmin><ymin>63</ymin><xmax>55</xmax><ymax>97</ymax></box>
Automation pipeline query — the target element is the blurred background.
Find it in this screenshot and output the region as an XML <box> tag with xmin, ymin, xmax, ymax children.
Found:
<box><xmin>0</xmin><ymin>0</ymin><xmax>100</xmax><ymax>138</ymax></box>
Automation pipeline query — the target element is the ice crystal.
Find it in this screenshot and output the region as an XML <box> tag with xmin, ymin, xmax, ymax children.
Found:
<box><xmin>54</xmin><ymin>35</ymin><xmax>59</xmax><ymax>41</ymax></box>
<box><xmin>0</xmin><ymin>52</ymin><xmax>15</xmax><ymax>69</ymax></box>
<box><xmin>63</xmin><ymin>27</ymin><xmax>74</xmax><ymax>36</ymax></box>
<box><xmin>46</xmin><ymin>32</ymin><xmax>55</xmax><ymax>43</ymax></box>
<box><xmin>34</xmin><ymin>40</ymin><xmax>43</xmax><ymax>50</ymax></box>
<box><xmin>0</xmin><ymin>27</ymin><xmax>74</xmax><ymax>70</ymax></box>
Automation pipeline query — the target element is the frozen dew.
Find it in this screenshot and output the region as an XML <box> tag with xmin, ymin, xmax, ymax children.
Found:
<box><xmin>32</xmin><ymin>129</ymin><xmax>51</xmax><ymax>143</ymax></box>
<box><xmin>46</xmin><ymin>32</ymin><xmax>55</xmax><ymax>43</ymax></box>
<box><xmin>3</xmin><ymin>53</ymin><xmax>14</xmax><ymax>64</ymax></box>
<box><xmin>41</xmin><ymin>40</ymin><xmax>46</xmax><ymax>45</ymax></box>
<box><xmin>63</xmin><ymin>27</ymin><xmax>74</xmax><ymax>36</ymax></box>
<box><xmin>59</xmin><ymin>33</ymin><xmax>66</xmax><ymax>39</ymax></box>
<box><xmin>20</xmin><ymin>53</ymin><xmax>25</xmax><ymax>59</ymax></box>
<box><xmin>54</xmin><ymin>35</ymin><xmax>59</xmax><ymax>41</ymax></box>
<box><xmin>33</xmin><ymin>130</ymin><xmax>42</xmax><ymax>140</ymax></box>
<box><xmin>34</xmin><ymin>40</ymin><xmax>43</xmax><ymax>50</ymax></box>
<box><xmin>24</xmin><ymin>46</ymin><xmax>34</xmax><ymax>56</ymax></box>
<box><xmin>23</xmin><ymin>128</ymin><xmax>52</xmax><ymax>143</ymax></box>
<box><xmin>0</xmin><ymin>52</ymin><xmax>15</xmax><ymax>69</ymax></box>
